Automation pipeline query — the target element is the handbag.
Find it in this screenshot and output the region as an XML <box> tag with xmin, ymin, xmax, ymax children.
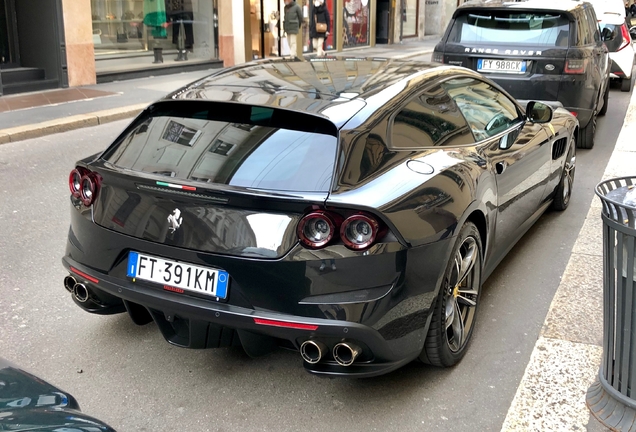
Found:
<box><xmin>314</xmin><ymin>14</ymin><xmax>327</xmax><ymax>33</ymax></box>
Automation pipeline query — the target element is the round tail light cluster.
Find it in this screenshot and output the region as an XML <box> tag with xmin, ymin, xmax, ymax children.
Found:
<box><xmin>297</xmin><ymin>210</ymin><xmax>382</xmax><ymax>251</ymax></box>
<box><xmin>69</xmin><ymin>167</ymin><xmax>100</xmax><ymax>207</ymax></box>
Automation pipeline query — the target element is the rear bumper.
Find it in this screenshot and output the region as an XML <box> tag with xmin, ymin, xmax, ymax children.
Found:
<box><xmin>609</xmin><ymin>48</ymin><xmax>634</xmax><ymax>79</ymax></box>
<box><xmin>63</xmin><ymin>202</ymin><xmax>453</xmax><ymax>377</ymax></box>
<box><xmin>62</xmin><ymin>257</ymin><xmax>423</xmax><ymax>377</ymax></box>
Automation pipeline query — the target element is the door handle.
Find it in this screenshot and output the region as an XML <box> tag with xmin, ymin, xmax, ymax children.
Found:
<box><xmin>496</xmin><ymin>161</ymin><xmax>507</xmax><ymax>175</ymax></box>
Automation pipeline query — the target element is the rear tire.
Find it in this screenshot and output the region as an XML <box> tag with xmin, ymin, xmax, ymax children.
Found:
<box><xmin>577</xmin><ymin>114</ymin><xmax>596</xmax><ymax>149</ymax></box>
<box><xmin>621</xmin><ymin>76</ymin><xmax>632</xmax><ymax>92</ymax></box>
<box><xmin>420</xmin><ymin>222</ymin><xmax>482</xmax><ymax>367</ymax></box>
<box><xmin>551</xmin><ymin>141</ymin><xmax>576</xmax><ymax>211</ymax></box>
<box><xmin>598</xmin><ymin>84</ymin><xmax>609</xmax><ymax>116</ymax></box>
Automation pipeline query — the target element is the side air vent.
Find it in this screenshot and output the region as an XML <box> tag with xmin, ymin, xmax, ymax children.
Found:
<box><xmin>552</xmin><ymin>137</ymin><xmax>568</xmax><ymax>160</ymax></box>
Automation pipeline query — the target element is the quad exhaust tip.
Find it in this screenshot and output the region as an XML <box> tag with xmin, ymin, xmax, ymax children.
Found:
<box><xmin>300</xmin><ymin>340</ymin><xmax>328</xmax><ymax>364</ymax></box>
<box><xmin>72</xmin><ymin>283</ymin><xmax>89</xmax><ymax>303</ymax></box>
<box><xmin>63</xmin><ymin>276</ymin><xmax>77</xmax><ymax>293</ymax></box>
<box><xmin>333</xmin><ymin>342</ymin><xmax>362</xmax><ymax>367</ymax></box>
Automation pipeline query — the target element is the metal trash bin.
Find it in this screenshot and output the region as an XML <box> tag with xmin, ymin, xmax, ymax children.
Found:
<box><xmin>588</xmin><ymin>176</ymin><xmax>636</xmax><ymax>430</ymax></box>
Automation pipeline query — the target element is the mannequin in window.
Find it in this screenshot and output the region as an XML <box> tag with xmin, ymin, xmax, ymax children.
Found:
<box><xmin>166</xmin><ymin>0</ymin><xmax>194</xmax><ymax>50</ymax></box>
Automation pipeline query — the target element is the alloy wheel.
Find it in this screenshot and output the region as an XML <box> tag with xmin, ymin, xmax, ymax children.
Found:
<box><xmin>444</xmin><ymin>236</ymin><xmax>481</xmax><ymax>353</ymax></box>
<box><xmin>562</xmin><ymin>146</ymin><xmax>576</xmax><ymax>205</ymax></box>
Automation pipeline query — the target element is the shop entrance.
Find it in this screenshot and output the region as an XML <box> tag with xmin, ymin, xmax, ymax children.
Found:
<box><xmin>0</xmin><ymin>0</ymin><xmax>66</xmax><ymax>95</ymax></box>
<box><xmin>249</xmin><ymin>0</ymin><xmax>285</xmax><ymax>59</ymax></box>
<box><xmin>0</xmin><ymin>0</ymin><xmax>18</xmax><ymax>67</ymax></box>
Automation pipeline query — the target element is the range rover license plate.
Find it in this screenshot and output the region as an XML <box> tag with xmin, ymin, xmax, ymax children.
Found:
<box><xmin>477</xmin><ymin>59</ymin><xmax>527</xmax><ymax>74</ymax></box>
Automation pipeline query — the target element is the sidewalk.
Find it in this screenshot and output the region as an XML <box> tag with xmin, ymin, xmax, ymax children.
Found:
<box><xmin>501</xmin><ymin>88</ymin><xmax>636</xmax><ymax>431</ymax></box>
<box><xmin>0</xmin><ymin>38</ymin><xmax>438</xmax><ymax>144</ymax></box>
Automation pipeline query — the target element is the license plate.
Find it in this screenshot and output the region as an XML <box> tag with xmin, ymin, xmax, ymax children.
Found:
<box><xmin>477</xmin><ymin>59</ymin><xmax>527</xmax><ymax>74</ymax></box>
<box><xmin>126</xmin><ymin>252</ymin><xmax>229</xmax><ymax>299</ymax></box>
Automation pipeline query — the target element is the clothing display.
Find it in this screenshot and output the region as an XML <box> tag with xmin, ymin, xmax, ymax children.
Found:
<box><xmin>166</xmin><ymin>0</ymin><xmax>194</xmax><ymax>49</ymax></box>
<box><xmin>143</xmin><ymin>0</ymin><xmax>167</xmax><ymax>38</ymax></box>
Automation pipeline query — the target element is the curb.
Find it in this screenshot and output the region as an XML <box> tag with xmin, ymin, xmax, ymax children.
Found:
<box><xmin>0</xmin><ymin>103</ymin><xmax>148</xmax><ymax>145</ymax></box>
<box><xmin>501</xmin><ymin>88</ymin><xmax>636</xmax><ymax>431</ymax></box>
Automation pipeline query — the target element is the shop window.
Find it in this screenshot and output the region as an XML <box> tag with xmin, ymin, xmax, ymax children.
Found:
<box><xmin>343</xmin><ymin>0</ymin><xmax>369</xmax><ymax>48</ymax></box>
<box><xmin>90</xmin><ymin>0</ymin><xmax>218</xmax><ymax>64</ymax></box>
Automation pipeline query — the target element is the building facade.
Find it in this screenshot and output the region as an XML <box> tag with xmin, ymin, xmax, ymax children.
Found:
<box><xmin>0</xmin><ymin>0</ymin><xmax>455</xmax><ymax>96</ymax></box>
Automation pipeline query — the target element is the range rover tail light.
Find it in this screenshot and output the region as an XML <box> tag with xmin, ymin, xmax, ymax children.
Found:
<box><xmin>69</xmin><ymin>167</ymin><xmax>100</xmax><ymax>207</ymax></box>
<box><xmin>564</xmin><ymin>58</ymin><xmax>587</xmax><ymax>75</ymax></box>
<box><xmin>297</xmin><ymin>210</ymin><xmax>383</xmax><ymax>251</ymax></box>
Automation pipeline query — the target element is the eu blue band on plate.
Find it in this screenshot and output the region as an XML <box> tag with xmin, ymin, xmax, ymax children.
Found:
<box><xmin>216</xmin><ymin>271</ymin><xmax>229</xmax><ymax>298</ymax></box>
<box><xmin>127</xmin><ymin>252</ymin><xmax>139</xmax><ymax>277</ymax></box>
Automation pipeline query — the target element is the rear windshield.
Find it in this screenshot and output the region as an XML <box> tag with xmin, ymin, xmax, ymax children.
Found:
<box><xmin>103</xmin><ymin>104</ymin><xmax>338</xmax><ymax>193</ymax></box>
<box><xmin>449</xmin><ymin>12</ymin><xmax>571</xmax><ymax>47</ymax></box>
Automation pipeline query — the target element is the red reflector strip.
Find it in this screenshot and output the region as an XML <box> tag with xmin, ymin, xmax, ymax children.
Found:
<box><xmin>570</xmin><ymin>111</ymin><xmax>578</xmax><ymax>117</ymax></box>
<box><xmin>69</xmin><ymin>267</ymin><xmax>99</xmax><ymax>284</ymax></box>
<box><xmin>253</xmin><ymin>318</ymin><xmax>319</xmax><ymax>331</ymax></box>
<box><xmin>163</xmin><ymin>285</ymin><xmax>185</xmax><ymax>294</ymax></box>
<box><xmin>156</xmin><ymin>181</ymin><xmax>196</xmax><ymax>191</ymax></box>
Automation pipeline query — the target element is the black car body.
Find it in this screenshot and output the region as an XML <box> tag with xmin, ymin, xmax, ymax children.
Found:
<box><xmin>0</xmin><ymin>358</ymin><xmax>115</xmax><ymax>431</ymax></box>
<box><xmin>62</xmin><ymin>58</ymin><xmax>578</xmax><ymax>377</ymax></box>
<box><xmin>433</xmin><ymin>0</ymin><xmax>610</xmax><ymax>149</ymax></box>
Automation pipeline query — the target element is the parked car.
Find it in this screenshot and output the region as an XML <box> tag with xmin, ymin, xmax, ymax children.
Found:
<box><xmin>62</xmin><ymin>59</ymin><xmax>578</xmax><ymax>377</ymax></box>
<box><xmin>588</xmin><ymin>0</ymin><xmax>635</xmax><ymax>91</ymax></box>
<box><xmin>433</xmin><ymin>0</ymin><xmax>610</xmax><ymax>149</ymax></box>
<box><xmin>0</xmin><ymin>357</ymin><xmax>115</xmax><ymax>431</ymax></box>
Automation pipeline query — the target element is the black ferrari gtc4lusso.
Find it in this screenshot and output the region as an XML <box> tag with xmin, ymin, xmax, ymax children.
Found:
<box><xmin>62</xmin><ymin>58</ymin><xmax>578</xmax><ymax>377</ymax></box>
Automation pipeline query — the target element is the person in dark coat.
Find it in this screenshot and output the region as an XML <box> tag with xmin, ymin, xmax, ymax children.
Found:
<box><xmin>283</xmin><ymin>0</ymin><xmax>303</xmax><ymax>58</ymax></box>
<box><xmin>310</xmin><ymin>0</ymin><xmax>330</xmax><ymax>57</ymax></box>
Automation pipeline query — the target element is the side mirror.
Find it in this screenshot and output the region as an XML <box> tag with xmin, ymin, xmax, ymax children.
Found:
<box><xmin>526</xmin><ymin>101</ymin><xmax>553</xmax><ymax>124</ymax></box>
<box><xmin>601</xmin><ymin>27</ymin><xmax>615</xmax><ymax>41</ymax></box>
<box><xmin>630</xmin><ymin>26</ymin><xmax>636</xmax><ymax>41</ymax></box>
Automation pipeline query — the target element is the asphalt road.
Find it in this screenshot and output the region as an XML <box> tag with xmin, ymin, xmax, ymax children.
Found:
<box><xmin>0</xmin><ymin>84</ymin><xmax>631</xmax><ymax>432</ymax></box>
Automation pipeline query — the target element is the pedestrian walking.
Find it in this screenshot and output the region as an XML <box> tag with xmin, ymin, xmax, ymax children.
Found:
<box><xmin>310</xmin><ymin>0</ymin><xmax>330</xmax><ymax>57</ymax></box>
<box><xmin>630</xmin><ymin>2</ymin><xmax>636</xmax><ymax>16</ymax></box>
<box><xmin>283</xmin><ymin>0</ymin><xmax>303</xmax><ymax>59</ymax></box>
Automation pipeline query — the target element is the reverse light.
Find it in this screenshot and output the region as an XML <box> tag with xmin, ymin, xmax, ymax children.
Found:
<box><xmin>565</xmin><ymin>58</ymin><xmax>587</xmax><ymax>74</ymax></box>
<box><xmin>618</xmin><ymin>24</ymin><xmax>631</xmax><ymax>51</ymax></box>
<box><xmin>340</xmin><ymin>214</ymin><xmax>380</xmax><ymax>251</ymax></box>
<box><xmin>297</xmin><ymin>211</ymin><xmax>338</xmax><ymax>248</ymax></box>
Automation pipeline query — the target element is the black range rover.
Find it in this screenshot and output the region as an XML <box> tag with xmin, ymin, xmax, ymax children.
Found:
<box><xmin>433</xmin><ymin>0</ymin><xmax>610</xmax><ymax>149</ymax></box>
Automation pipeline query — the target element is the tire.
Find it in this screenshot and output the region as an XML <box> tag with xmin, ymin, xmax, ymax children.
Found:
<box><xmin>621</xmin><ymin>76</ymin><xmax>632</xmax><ymax>92</ymax></box>
<box><xmin>577</xmin><ymin>114</ymin><xmax>596</xmax><ymax>149</ymax></box>
<box><xmin>420</xmin><ymin>222</ymin><xmax>482</xmax><ymax>367</ymax></box>
<box><xmin>551</xmin><ymin>141</ymin><xmax>576</xmax><ymax>211</ymax></box>
<box><xmin>598</xmin><ymin>84</ymin><xmax>609</xmax><ymax>116</ymax></box>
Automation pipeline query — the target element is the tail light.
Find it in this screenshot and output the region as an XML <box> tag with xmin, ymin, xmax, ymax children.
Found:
<box><xmin>297</xmin><ymin>211</ymin><xmax>338</xmax><ymax>248</ymax></box>
<box><xmin>68</xmin><ymin>168</ymin><xmax>87</xmax><ymax>198</ymax></box>
<box><xmin>618</xmin><ymin>24</ymin><xmax>631</xmax><ymax>51</ymax></box>
<box><xmin>564</xmin><ymin>58</ymin><xmax>587</xmax><ymax>74</ymax></box>
<box><xmin>69</xmin><ymin>167</ymin><xmax>100</xmax><ymax>207</ymax></box>
<box><xmin>340</xmin><ymin>214</ymin><xmax>380</xmax><ymax>250</ymax></box>
<box><xmin>297</xmin><ymin>210</ymin><xmax>383</xmax><ymax>251</ymax></box>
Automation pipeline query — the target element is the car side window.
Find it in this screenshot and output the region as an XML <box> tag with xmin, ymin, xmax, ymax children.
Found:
<box><xmin>391</xmin><ymin>85</ymin><xmax>475</xmax><ymax>148</ymax></box>
<box><xmin>441</xmin><ymin>78</ymin><xmax>521</xmax><ymax>142</ymax></box>
<box><xmin>577</xmin><ymin>10</ymin><xmax>593</xmax><ymax>45</ymax></box>
<box><xmin>588</xmin><ymin>9</ymin><xmax>601</xmax><ymax>42</ymax></box>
